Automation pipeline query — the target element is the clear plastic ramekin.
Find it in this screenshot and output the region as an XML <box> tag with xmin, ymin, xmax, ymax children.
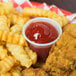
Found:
<box><xmin>23</xmin><ymin>17</ymin><xmax>62</xmax><ymax>62</ymax></box>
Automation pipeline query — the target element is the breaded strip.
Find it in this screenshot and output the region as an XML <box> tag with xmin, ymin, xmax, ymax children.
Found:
<box><xmin>56</xmin><ymin>32</ymin><xmax>74</xmax><ymax>48</ymax></box>
<box><xmin>44</xmin><ymin>32</ymin><xmax>76</xmax><ymax>76</ymax></box>
<box><xmin>63</xmin><ymin>23</ymin><xmax>76</xmax><ymax>38</ymax></box>
<box><xmin>69</xmin><ymin>70</ymin><xmax>76</xmax><ymax>76</ymax></box>
<box><xmin>0</xmin><ymin>56</ymin><xmax>16</xmax><ymax>74</ymax></box>
<box><xmin>0</xmin><ymin>30</ymin><xmax>28</xmax><ymax>46</ymax></box>
<box><xmin>6</xmin><ymin>44</ymin><xmax>33</xmax><ymax>68</ymax></box>
<box><xmin>23</xmin><ymin>7</ymin><xmax>69</xmax><ymax>27</ymax></box>
<box><xmin>22</xmin><ymin>68</ymin><xmax>48</xmax><ymax>76</ymax></box>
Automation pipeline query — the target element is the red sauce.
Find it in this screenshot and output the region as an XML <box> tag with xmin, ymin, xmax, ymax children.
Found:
<box><xmin>26</xmin><ymin>22</ymin><xmax>58</xmax><ymax>44</ymax></box>
<box><xmin>25</xmin><ymin>22</ymin><xmax>58</xmax><ymax>62</ymax></box>
<box><xmin>30</xmin><ymin>16</ymin><xmax>35</xmax><ymax>19</ymax></box>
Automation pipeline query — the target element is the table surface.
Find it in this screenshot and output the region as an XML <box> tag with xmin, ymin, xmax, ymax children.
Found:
<box><xmin>30</xmin><ymin>0</ymin><xmax>76</xmax><ymax>13</ymax></box>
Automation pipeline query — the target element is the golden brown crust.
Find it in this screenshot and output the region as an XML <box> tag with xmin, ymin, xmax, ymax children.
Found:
<box><xmin>63</xmin><ymin>23</ymin><xmax>76</xmax><ymax>38</ymax></box>
<box><xmin>22</xmin><ymin>68</ymin><xmax>48</xmax><ymax>76</ymax></box>
<box><xmin>44</xmin><ymin>32</ymin><xmax>76</xmax><ymax>76</ymax></box>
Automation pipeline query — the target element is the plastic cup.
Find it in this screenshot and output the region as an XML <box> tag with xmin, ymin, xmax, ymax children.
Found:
<box><xmin>23</xmin><ymin>17</ymin><xmax>62</xmax><ymax>62</ymax></box>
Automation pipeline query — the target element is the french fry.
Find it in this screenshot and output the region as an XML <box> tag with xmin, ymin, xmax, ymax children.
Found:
<box><xmin>0</xmin><ymin>1</ymin><xmax>14</xmax><ymax>15</ymax></box>
<box><xmin>0</xmin><ymin>46</ymin><xmax>8</xmax><ymax>60</ymax></box>
<box><xmin>23</xmin><ymin>7</ymin><xmax>50</xmax><ymax>17</ymax></box>
<box><xmin>0</xmin><ymin>15</ymin><xmax>9</xmax><ymax>32</ymax></box>
<box><xmin>11</xmin><ymin>66</ymin><xmax>22</xmax><ymax>76</ymax></box>
<box><xmin>11</xmin><ymin>14</ymin><xmax>30</xmax><ymax>25</ymax></box>
<box><xmin>0</xmin><ymin>56</ymin><xmax>16</xmax><ymax>74</ymax></box>
<box><xmin>0</xmin><ymin>30</ymin><xmax>28</xmax><ymax>46</ymax></box>
<box><xmin>0</xmin><ymin>72</ymin><xmax>11</xmax><ymax>76</ymax></box>
<box><xmin>0</xmin><ymin>15</ymin><xmax>7</xmax><ymax>26</ymax></box>
<box><xmin>25</xmin><ymin>47</ymin><xmax>37</xmax><ymax>64</ymax></box>
<box><xmin>6</xmin><ymin>44</ymin><xmax>32</xmax><ymax>68</ymax></box>
<box><xmin>23</xmin><ymin>7</ymin><xmax>69</xmax><ymax>27</ymax></box>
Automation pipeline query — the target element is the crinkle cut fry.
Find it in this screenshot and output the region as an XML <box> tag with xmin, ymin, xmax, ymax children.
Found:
<box><xmin>23</xmin><ymin>7</ymin><xmax>69</xmax><ymax>27</ymax></box>
<box><xmin>10</xmin><ymin>66</ymin><xmax>22</xmax><ymax>76</ymax></box>
<box><xmin>0</xmin><ymin>56</ymin><xmax>16</xmax><ymax>74</ymax></box>
<box><xmin>25</xmin><ymin>47</ymin><xmax>37</xmax><ymax>64</ymax></box>
<box><xmin>0</xmin><ymin>30</ymin><xmax>28</xmax><ymax>46</ymax></box>
<box><xmin>6</xmin><ymin>44</ymin><xmax>33</xmax><ymax>68</ymax></box>
<box><xmin>11</xmin><ymin>14</ymin><xmax>30</xmax><ymax>25</ymax></box>
<box><xmin>0</xmin><ymin>1</ymin><xmax>14</xmax><ymax>15</ymax></box>
<box><xmin>0</xmin><ymin>46</ymin><xmax>8</xmax><ymax>60</ymax></box>
<box><xmin>0</xmin><ymin>72</ymin><xmax>11</xmax><ymax>76</ymax></box>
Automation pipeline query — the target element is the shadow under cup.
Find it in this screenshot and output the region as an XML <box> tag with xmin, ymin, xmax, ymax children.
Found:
<box><xmin>23</xmin><ymin>17</ymin><xmax>62</xmax><ymax>62</ymax></box>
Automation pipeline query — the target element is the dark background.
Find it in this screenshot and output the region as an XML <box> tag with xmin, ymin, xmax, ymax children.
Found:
<box><xmin>30</xmin><ymin>0</ymin><xmax>76</xmax><ymax>13</ymax></box>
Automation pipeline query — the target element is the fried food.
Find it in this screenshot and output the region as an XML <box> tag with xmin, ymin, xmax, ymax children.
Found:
<box><xmin>0</xmin><ymin>1</ymin><xmax>14</xmax><ymax>15</ymax></box>
<box><xmin>0</xmin><ymin>56</ymin><xmax>16</xmax><ymax>74</ymax></box>
<box><xmin>0</xmin><ymin>72</ymin><xmax>11</xmax><ymax>76</ymax></box>
<box><xmin>0</xmin><ymin>46</ymin><xmax>8</xmax><ymax>60</ymax></box>
<box><xmin>63</xmin><ymin>23</ymin><xmax>76</xmax><ymax>38</ymax></box>
<box><xmin>56</xmin><ymin>32</ymin><xmax>75</xmax><ymax>48</ymax></box>
<box><xmin>6</xmin><ymin>44</ymin><xmax>32</xmax><ymax>68</ymax></box>
<box><xmin>0</xmin><ymin>1</ymin><xmax>75</xmax><ymax>76</ymax></box>
<box><xmin>22</xmin><ymin>68</ymin><xmax>48</xmax><ymax>76</ymax></box>
<box><xmin>25</xmin><ymin>47</ymin><xmax>37</xmax><ymax>64</ymax></box>
<box><xmin>10</xmin><ymin>24</ymin><xmax>23</xmax><ymax>34</ymax></box>
<box><xmin>9</xmin><ymin>14</ymin><xmax>30</xmax><ymax>34</ymax></box>
<box><xmin>10</xmin><ymin>66</ymin><xmax>22</xmax><ymax>76</ymax></box>
<box><xmin>6</xmin><ymin>44</ymin><xmax>37</xmax><ymax>68</ymax></box>
<box><xmin>44</xmin><ymin>32</ymin><xmax>76</xmax><ymax>76</ymax></box>
<box><xmin>10</xmin><ymin>17</ymin><xmax>30</xmax><ymax>34</ymax></box>
<box><xmin>0</xmin><ymin>30</ymin><xmax>28</xmax><ymax>46</ymax></box>
<box><xmin>0</xmin><ymin>15</ymin><xmax>9</xmax><ymax>32</ymax></box>
<box><xmin>23</xmin><ymin>7</ymin><xmax>69</xmax><ymax>27</ymax></box>
<box><xmin>69</xmin><ymin>70</ymin><xmax>76</xmax><ymax>76</ymax></box>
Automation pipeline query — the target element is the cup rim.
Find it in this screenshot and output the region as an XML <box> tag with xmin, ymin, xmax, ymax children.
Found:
<box><xmin>22</xmin><ymin>17</ymin><xmax>62</xmax><ymax>46</ymax></box>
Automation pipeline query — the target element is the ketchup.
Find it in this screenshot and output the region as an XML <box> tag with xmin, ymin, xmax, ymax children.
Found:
<box><xmin>25</xmin><ymin>22</ymin><xmax>58</xmax><ymax>62</ymax></box>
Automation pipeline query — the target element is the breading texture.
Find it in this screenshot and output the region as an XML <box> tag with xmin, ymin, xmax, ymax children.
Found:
<box><xmin>6</xmin><ymin>44</ymin><xmax>32</xmax><ymax>68</ymax></box>
<box><xmin>0</xmin><ymin>1</ymin><xmax>75</xmax><ymax>76</ymax></box>
<box><xmin>69</xmin><ymin>70</ymin><xmax>76</xmax><ymax>76</ymax></box>
<box><xmin>22</xmin><ymin>68</ymin><xmax>48</xmax><ymax>76</ymax></box>
<box><xmin>44</xmin><ymin>32</ymin><xmax>76</xmax><ymax>76</ymax></box>
<box><xmin>63</xmin><ymin>23</ymin><xmax>76</xmax><ymax>38</ymax></box>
